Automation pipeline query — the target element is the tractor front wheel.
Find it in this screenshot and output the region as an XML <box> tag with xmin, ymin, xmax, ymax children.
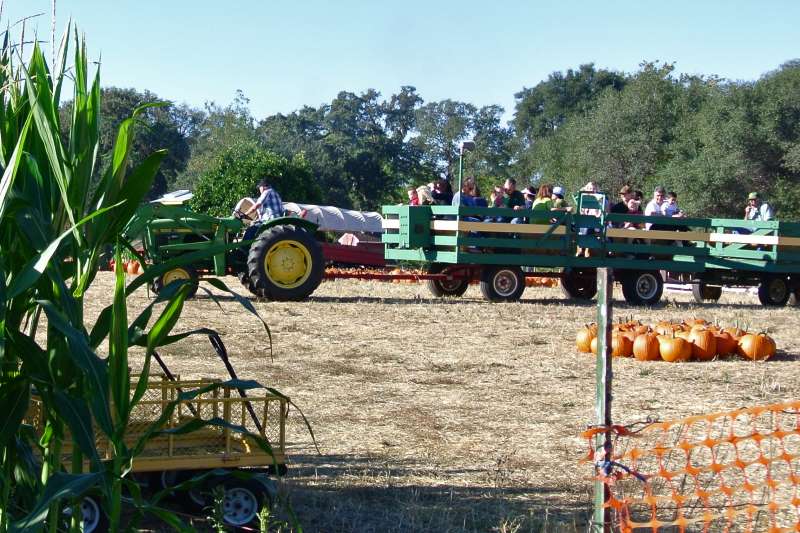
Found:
<box><xmin>246</xmin><ymin>225</ymin><xmax>324</xmax><ymax>301</ymax></box>
<box><xmin>152</xmin><ymin>266</ymin><xmax>199</xmax><ymax>298</ymax></box>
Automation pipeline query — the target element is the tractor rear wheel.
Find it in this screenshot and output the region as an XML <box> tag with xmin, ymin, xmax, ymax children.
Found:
<box><xmin>246</xmin><ymin>225</ymin><xmax>324</xmax><ymax>301</ymax></box>
<box><xmin>152</xmin><ymin>265</ymin><xmax>199</xmax><ymax>298</ymax></box>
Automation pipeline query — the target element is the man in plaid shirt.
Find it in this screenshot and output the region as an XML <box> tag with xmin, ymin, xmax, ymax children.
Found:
<box><xmin>243</xmin><ymin>178</ymin><xmax>284</xmax><ymax>240</ymax></box>
<box><xmin>246</xmin><ymin>179</ymin><xmax>283</xmax><ymax>221</ymax></box>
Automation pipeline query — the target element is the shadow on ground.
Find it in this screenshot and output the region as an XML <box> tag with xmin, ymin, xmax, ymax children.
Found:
<box><xmin>280</xmin><ymin>453</ymin><xmax>591</xmax><ymax>533</ymax></box>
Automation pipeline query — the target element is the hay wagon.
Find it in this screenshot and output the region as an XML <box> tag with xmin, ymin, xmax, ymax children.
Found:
<box><xmin>26</xmin><ymin>376</ymin><xmax>289</xmax><ymax>531</ymax></box>
<box><xmin>382</xmin><ymin>194</ymin><xmax>800</xmax><ymax>306</ymax></box>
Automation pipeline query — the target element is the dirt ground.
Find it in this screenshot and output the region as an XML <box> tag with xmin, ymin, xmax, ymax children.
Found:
<box><xmin>85</xmin><ymin>273</ymin><xmax>800</xmax><ymax>532</ymax></box>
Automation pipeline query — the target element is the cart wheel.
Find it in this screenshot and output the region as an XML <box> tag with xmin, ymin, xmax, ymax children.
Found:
<box><xmin>247</xmin><ymin>225</ymin><xmax>324</xmax><ymax>301</ymax></box>
<box><xmin>216</xmin><ymin>479</ymin><xmax>270</xmax><ymax>528</ymax></box>
<box><xmin>691</xmin><ymin>283</ymin><xmax>722</xmax><ymax>303</ymax></box>
<box><xmin>63</xmin><ymin>496</ymin><xmax>108</xmax><ymax>533</ymax></box>
<box><xmin>153</xmin><ymin>265</ymin><xmax>199</xmax><ymax>298</ymax></box>
<box><xmin>621</xmin><ymin>271</ymin><xmax>663</xmax><ymax>306</ymax></box>
<box><xmin>154</xmin><ymin>469</ymin><xmax>207</xmax><ymax>509</ymax></box>
<box><xmin>560</xmin><ymin>268</ymin><xmax>597</xmax><ymax>300</ymax></box>
<box><xmin>480</xmin><ymin>266</ymin><xmax>525</xmax><ymax>302</ymax></box>
<box><xmin>758</xmin><ymin>276</ymin><xmax>790</xmax><ymax>307</ymax></box>
<box><xmin>426</xmin><ymin>265</ymin><xmax>469</xmax><ymax>297</ymax></box>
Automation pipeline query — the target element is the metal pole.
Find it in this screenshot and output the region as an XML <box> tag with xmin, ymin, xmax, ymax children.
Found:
<box><xmin>593</xmin><ymin>267</ymin><xmax>613</xmax><ymax>532</ymax></box>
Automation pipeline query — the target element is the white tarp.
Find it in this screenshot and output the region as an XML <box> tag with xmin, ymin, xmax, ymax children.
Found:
<box><xmin>282</xmin><ymin>202</ymin><xmax>383</xmax><ymax>234</ymax></box>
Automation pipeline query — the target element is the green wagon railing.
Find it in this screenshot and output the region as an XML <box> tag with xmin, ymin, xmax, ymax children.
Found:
<box><xmin>381</xmin><ymin>203</ymin><xmax>800</xmax><ymax>305</ymax></box>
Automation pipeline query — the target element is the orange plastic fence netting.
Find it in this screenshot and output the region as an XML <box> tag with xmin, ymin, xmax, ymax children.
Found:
<box><xmin>582</xmin><ymin>400</ymin><xmax>800</xmax><ymax>532</ymax></box>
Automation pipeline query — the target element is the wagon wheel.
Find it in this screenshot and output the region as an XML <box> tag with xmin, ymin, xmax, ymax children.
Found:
<box><xmin>62</xmin><ymin>495</ymin><xmax>108</xmax><ymax>533</ymax></box>
<box><xmin>621</xmin><ymin>271</ymin><xmax>663</xmax><ymax>306</ymax></box>
<box><xmin>426</xmin><ymin>264</ymin><xmax>470</xmax><ymax>297</ymax></box>
<box><xmin>758</xmin><ymin>275</ymin><xmax>790</xmax><ymax>307</ymax></box>
<box><xmin>152</xmin><ymin>265</ymin><xmax>199</xmax><ymax>298</ymax></box>
<box><xmin>691</xmin><ymin>282</ymin><xmax>722</xmax><ymax>303</ymax></box>
<box><xmin>560</xmin><ymin>268</ymin><xmax>597</xmax><ymax>300</ymax></box>
<box><xmin>479</xmin><ymin>266</ymin><xmax>525</xmax><ymax>302</ymax></box>
<box><xmin>212</xmin><ymin>478</ymin><xmax>271</xmax><ymax>528</ymax></box>
<box><xmin>247</xmin><ymin>225</ymin><xmax>324</xmax><ymax>301</ymax></box>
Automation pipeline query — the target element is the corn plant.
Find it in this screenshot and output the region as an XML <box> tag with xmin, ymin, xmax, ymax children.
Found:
<box><xmin>0</xmin><ymin>24</ymin><xmax>289</xmax><ymax>532</ymax></box>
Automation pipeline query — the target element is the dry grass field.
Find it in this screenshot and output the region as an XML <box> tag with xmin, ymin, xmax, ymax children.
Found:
<box><xmin>84</xmin><ymin>273</ymin><xmax>800</xmax><ymax>532</ymax></box>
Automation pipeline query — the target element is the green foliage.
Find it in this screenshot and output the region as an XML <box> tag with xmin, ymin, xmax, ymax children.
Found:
<box><xmin>190</xmin><ymin>141</ymin><xmax>320</xmax><ymax>217</ymax></box>
<box><xmin>0</xmin><ymin>23</ymin><xmax>285</xmax><ymax>533</ymax></box>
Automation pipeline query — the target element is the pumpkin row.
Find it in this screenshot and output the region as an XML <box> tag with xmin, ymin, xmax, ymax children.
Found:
<box><xmin>576</xmin><ymin>320</ymin><xmax>776</xmax><ymax>362</ymax></box>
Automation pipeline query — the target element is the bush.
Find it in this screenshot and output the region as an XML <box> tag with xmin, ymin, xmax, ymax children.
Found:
<box><xmin>190</xmin><ymin>141</ymin><xmax>321</xmax><ymax>216</ymax></box>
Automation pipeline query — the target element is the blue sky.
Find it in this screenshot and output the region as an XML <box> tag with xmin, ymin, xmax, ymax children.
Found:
<box><xmin>5</xmin><ymin>1</ymin><xmax>798</xmax><ymax>122</ymax></box>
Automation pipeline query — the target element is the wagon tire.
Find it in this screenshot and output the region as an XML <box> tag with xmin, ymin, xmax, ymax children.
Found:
<box><xmin>214</xmin><ymin>478</ymin><xmax>270</xmax><ymax>528</ymax></box>
<box><xmin>152</xmin><ymin>265</ymin><xmax>199</xmax><ymax>298</ymax></box>
<box><xmin>691</xmin><ymin>283</ymin><xmax>722</xmax><ymax>303</ymax></box>
<box><xmin>560</xmin><ymin>268</ymin><xmax>597</xmax><ymax>300</ymax></box>
<box><xmin>758</xmin><ymin>276</ymin><xmax>790</xmax><ymax>307</ymax></box>
<box><xmin>247</xmin><ymin>225</ymin><xmax>324</xmax><ymax>301</ymax></box>
<box><xmin>621</xmin><ymin>271</ymin><xmax>663</xmax><ymax>306</ymax></box>
<box><xmin>426</xmin><ymin>265</ymin><xmax>469</xmax><ymax>297</ymax></box>
<box><xmin>62</xmin><ymin>495</ymin><xmax>108</xmax><ymax>533</ymax></box>
<box><xmin>480</xmin><ymin>266</ymin><xmax>525</xmax><ymax>302</ymax></box>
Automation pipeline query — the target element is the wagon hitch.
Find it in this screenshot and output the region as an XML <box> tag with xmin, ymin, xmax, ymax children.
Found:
<box><xmin>208</xmin><ymin>332</ymin><xmax>264</xmax><ymax>434</ymax></box>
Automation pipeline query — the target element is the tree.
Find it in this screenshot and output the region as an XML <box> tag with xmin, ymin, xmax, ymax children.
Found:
<box><xmin>174</xmin><ymin>90</ymin><xmax>259</xmax><ymax>191</ymax></box>
<box><xmin>96</xmin><ymin>87</ymin><xmax>195</xmax><ymax>198</ymax></box>
<box><xmin>190</xmin><ymin>141</ymin><xmax>320</xmax><ymax>217</ymax></box>
<box><xmin>412</xmin><ymin>99</ymin><xmax>476</xmax><ymax>182</ymax></box>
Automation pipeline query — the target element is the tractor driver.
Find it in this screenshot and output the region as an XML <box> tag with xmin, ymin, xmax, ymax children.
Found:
<box><xmin>241</xmin><ymin>178</ymin><xmax>284</xmax><ymax>240</ymax></box>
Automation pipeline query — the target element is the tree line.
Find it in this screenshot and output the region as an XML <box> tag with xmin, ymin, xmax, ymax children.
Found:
<box><xmin>82</xmin><ymin>59</ymin><xmax>800</xmax><ymax>219</ymax></box>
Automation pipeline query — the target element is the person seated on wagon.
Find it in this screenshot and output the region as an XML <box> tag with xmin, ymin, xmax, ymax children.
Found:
<box><xmin>744</xmin><ymin>191</ymin><xmax>774</xmax><ymax>222</ymax></box>
<box><xmin>521</xmin><ymin>187</ymin><xmax>536</xmax><ymax>209</ymax></box>
<box><xmin>529</xmin><ymin>184</ymin><xmax>554</xmax><ymax>225</ymax></box>
<box><xmin>551</xmin><ymin>186</ymin><xmax>569</xmax><ymax>211</ymax></box>
<box><xmin>611</xmin><ymin>185</ymin><xmax>634</xmax><ymax>228</ymax></box>
<box><xmin>431</xmin><ymin>179</ymin><xmax>453</xmax><ymax>205</ymax></box>
<box><xmin>407</xmin><ymin>186</ymin><xmax>420</xmax><ymax>206</ymax></box>
<box><xmin>416</xmin><ymin>185</ymin><xmax>434</xmax><ymax>206</ymax></box>
<box><xmin>502</xmin><ymin>178</ymin><xmax>527</xmax><ymax>224</ymax></box>
<box><xmin>644</xmin><ymin>186</ymin><xmax>669</xmax><ymax>231</ymax></box>
<box><xmin>623</xmin><ymin>197</ymin><xmax>643</xmax><ymax>229</ymax></box>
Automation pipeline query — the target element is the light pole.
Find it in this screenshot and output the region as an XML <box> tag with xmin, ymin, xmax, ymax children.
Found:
<box><xmin>456</xmin><ymin>140</ymin><xmax>476</xmax><ymax>206</ymax></box>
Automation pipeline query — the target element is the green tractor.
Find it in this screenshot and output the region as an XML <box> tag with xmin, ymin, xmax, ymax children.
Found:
<box><xmin>124</xmin><ymin>200</ymin><xmax>325</xmax><ymax>301</ymax></box>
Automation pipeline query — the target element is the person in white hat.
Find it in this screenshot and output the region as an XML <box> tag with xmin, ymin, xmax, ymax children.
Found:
<box><xmin>551</xmin><ymin>186</ymin><xmax>569</xmax><ymax>210</ymax></box>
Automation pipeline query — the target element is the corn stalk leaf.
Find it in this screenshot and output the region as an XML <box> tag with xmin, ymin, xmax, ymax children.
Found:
<box><xmin>52</xmin><ymin>390</ymin><xmax>101</xmax><ymax>468</ymax></box>
<box><xmin>108</xmin><ymin>247</ymin><xmax>129</xmax><ymax>424</ymax></box>
<box><xmin>9</xmin><ymin>471</ymin><xmax>103</xmax><ymax>532</ymax></box>
<box><xmin>36</xmin><ymin>301</ymin><xmax>112</xmax><ymax>436</ymax></box>
<box><xmin>0</xmin><ymin>377</ymin><xmax>30</xmax><ymax>446</ymax></box>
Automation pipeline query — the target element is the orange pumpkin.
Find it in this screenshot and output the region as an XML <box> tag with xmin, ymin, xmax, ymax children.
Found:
<box><xmin>655</xmin><ymin>323</ymin><xmax>679</xmax><ymax>336</ymax></box>
<box><xmin>675</xmin><ymin>330</ymin><xmax>692</xmax><ymax>341</ymax></box>
<box><xmin>738</xmin><ymin>333</ymin><xmax>774</xmax><ymax>361</ymax></box>
<box><xmin>590</xmin><ymin>336</ymin><xmax>598</xmax><ymax>354</ymax></box>
<box><xmin>658</xmin><ymin>335</ymin><xmax>691</xmax><ymax>363</ymax></box>
<box><xmin>611</xmin><ymin>333</ymin><xmax>634</xmax><ymax>357</ymax></box>
<box><xmin>714</xmin><ymin>331</ymin><xmax>738</xmax><ymax>356</ymax></box>
<box><xmin>633</xmin><ymin>333</ymin><xmax>661</xmax><ymax>361</ymax></box>
<box><xmin>632</xmin><ymin>322</ymin><xmax>650</xmax><ymax>336</ymax></box>
<box><xmin>576</xmin><ymin>325</ymin><xmax>596</xmax><ymax>353</ymax></box>
<box><xmin>724</xmin><ymin>326</ymin><xmax>747</xmax><ymax>340</ymax></box>
<box><xmin>689</xmin><ymin>329</ymin><xmax>717</xmax><ymax>361</ymax></box>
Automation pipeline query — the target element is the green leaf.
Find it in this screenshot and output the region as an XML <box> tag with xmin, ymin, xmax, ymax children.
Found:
<box><xmin>10</xmin><ymin>471</ymin><xmax>103</xmax><ymax>532</ymax></box>
<box><xmin>52</xmin><ymin>390</ymin><xmax>101</xmax><ymax>468</ymax></box>
<box><xmin>203</xmin><ymin>278</ymin><xmax>272</xmax><ymax>357</ymax></box>
<box><xmin>0</xmin><ymin>377</ymin><xmax>30</xmax><ymax>446</ymax></box>
<box><xmin>0</xmin><ymin>113</ymin><xmax>33</xmax><ymax>222</ymax></box>
<box><xmin>7</xmin><ymin>202</ymin><xmax>122</xmax><ymax>299</ymax></box>
<box><xmin>109</xmin><ymin>246</ymin><xmax>130</xmax><ymax>424</ymax></box>
<box><xmin>36</xmin><ymin>301</ymin><xmax>112</xmax><ymax>436</ymax></box>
